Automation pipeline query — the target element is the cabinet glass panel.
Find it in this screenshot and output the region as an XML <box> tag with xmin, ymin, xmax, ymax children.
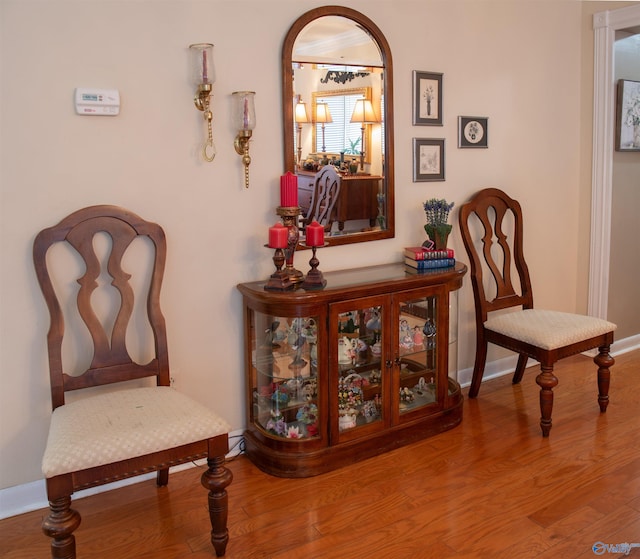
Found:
<box><xmin>251</xmin><ymin>311</ymin><xmax>319</xmax><ymax>439</ymax></box>
<box><xmin>337</xmin><ymin>305</ymin><xmax>384</xmax><ymax>432</ymax></box>
<box><xmin>398</xmin><ymin>296</ymin><xmax>438</xmax><ymax>414</ymax></box>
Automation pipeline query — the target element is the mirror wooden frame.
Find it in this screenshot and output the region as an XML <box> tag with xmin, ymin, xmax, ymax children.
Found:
<box><xmin>282</xmin><ymin>6</ymin><xmax>395</xmax><ymax>247</ymax></box>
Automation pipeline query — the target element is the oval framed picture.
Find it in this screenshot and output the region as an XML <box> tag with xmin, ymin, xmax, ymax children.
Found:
<box><xmin>458</xmin><ymin>116</ymin><xmax>488</xmax><ymax>148</ymax></box>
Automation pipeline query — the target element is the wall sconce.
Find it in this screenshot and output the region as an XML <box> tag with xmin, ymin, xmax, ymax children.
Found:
<box><xmin>232</xmin><ymin>91</ymin><xmax>256</xmax><ymax>189</ymax></box>
<box><xmin>350</xmin><ymin>99</ymin><xmax>380</xmax><ymax>170</ymax></box>
<box><xmin>315</xmin><ymin>102</ymin><xmax>333</xmax><ymax>153</ymax></box>
<box><xmin>189</xmin><ymin>43</ymin><xmax>216</xmax><ymax>162</ymax></box>
<box><xmin>294</xmin><ymin>99</ymin><xmax>309</xmax><ymax>166</ymax></box>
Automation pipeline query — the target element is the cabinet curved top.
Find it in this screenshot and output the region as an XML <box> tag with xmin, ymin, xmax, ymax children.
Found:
<box><xmin>237</xmin><ymin>262</ymin><xmax>467</xmax><ymax>307</ymax></box>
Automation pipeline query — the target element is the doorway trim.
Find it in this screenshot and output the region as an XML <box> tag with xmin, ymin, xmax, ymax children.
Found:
<box><xmin>590</xmin><ymin>4</ymin><xmax>640</xmax><ymax>319</ymax></box>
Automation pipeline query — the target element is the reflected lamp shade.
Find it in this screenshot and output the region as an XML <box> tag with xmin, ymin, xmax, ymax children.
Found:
<box><xmin>295</xmin><ymin>101</ymin><xmax>310</xmax><ymax>124</ymax></box>
<box><xmin>315</xmin><ymin>103</ymin><xmax>333</xmax><ymax>124</ymax></box>
<box><xmin>350</xmin><ymin>99</ymin><xmax>379</xmax><ymax>124</ymax></box>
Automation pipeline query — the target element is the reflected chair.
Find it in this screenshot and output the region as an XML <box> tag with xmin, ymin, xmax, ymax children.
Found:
<box><xmin>458</xmin><ymin>188</ymin><xmax>616</xmax><ymax>436</ymax></box>
<box><xmin>304</xmin><ymin>165</ymin><xmax>341</xmax><ymax>233</ymax></box>
<box><xmin>33</xmin><ymin>205</ymin><xmax>232</xmax><ymax>558</ymax></box>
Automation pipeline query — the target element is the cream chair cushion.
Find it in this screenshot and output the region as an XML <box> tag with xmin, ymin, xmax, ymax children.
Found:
<box><xmin>43</xmin><ymin>386</ymin><xmax>231</xmax><ymax>478</ymax></box>
<box><xmin>485</xmin><ymin>309</ymin><xmax>616</xmax><ymax>351</ymax></box>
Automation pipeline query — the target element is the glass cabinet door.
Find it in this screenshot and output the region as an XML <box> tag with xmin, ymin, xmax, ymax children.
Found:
<box><xmin>331</xmin><ymin>297</ymin><xmax>386</xmax><ymax>440</ymax></box>
<box><xmin>396</xmin><ymin>290</ymin><xmax>444</xmax><ymax>416</ymax></box>
<box><xmin>251</xmin><ymin>310</ymin><xmax>320</xmax><ymax>440</ymax></box>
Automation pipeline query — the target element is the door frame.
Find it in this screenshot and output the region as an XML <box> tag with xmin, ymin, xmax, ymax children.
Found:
<box><xmin>589</xmin><ymin>4</ymin><xmax>640</xmax><ymax>319</ymax></box>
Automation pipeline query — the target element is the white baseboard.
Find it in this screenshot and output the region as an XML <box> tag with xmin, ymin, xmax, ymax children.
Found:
<box><xmin>0</xmin><ymin>428</ymin><xmax>245</xmax><ymax>521</ymax></box>
<box><xmin>457</xmin><ymin>353</ymin><xmax>520</xmax><ymax>388</ymax></box>
<box><xmin>610</xmin><ymin>333</ymin><xmax>640</xmax><ymax>357</ymax></box>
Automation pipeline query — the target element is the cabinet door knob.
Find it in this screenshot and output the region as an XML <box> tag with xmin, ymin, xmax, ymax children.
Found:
<box><xmin>385</xmin><ymin>359</ymin><xmax>393</xmax><ymax>368</ymax></box>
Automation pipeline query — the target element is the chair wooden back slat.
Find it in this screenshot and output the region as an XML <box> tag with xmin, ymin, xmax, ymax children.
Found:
<box><xmin>305</xmin><ymin>166</ymin><xmax>341</xmax><ymax>231</ymax></box>
<box><xmin>459</xmin><ymin>188</ymin><xmax>534</xmax><ymax>324</ymax></box>
<box><xmin>33</xmin><ymin>205</ymin><xmax>170</xmax><ymax>410</ymax></box>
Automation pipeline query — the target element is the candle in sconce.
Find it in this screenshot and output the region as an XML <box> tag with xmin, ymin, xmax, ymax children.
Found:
<box><xmin>306</xmin><ymin>220</ymin><xmax>324</xmax><ymax>247</ymax></box>
<box><xmin>202</xmin><ymin>50</ymin><xmax>208</xmax><ymax>83</ymax></box>
<box><xmin>243</xmin><ymin>98</ymin><xmax>249</xmax><ymax>130</ymax></box>
<box><xmin>268</xmin><ymin>223</ymin><xmax>289</xmax><ymax>249</ymax></box>
<box><xmin>280</xmin><ymin>172</ymin><xmax>298</xmax><ymax>207</ymax></box>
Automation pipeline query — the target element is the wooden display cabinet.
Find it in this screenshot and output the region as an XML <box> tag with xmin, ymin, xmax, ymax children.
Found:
<box><xmin>237</xmin><ymin>262</ymin><xmax>466</xmax><ymax>477</ymax></box>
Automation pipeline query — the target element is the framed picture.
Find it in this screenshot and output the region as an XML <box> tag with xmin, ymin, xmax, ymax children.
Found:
<box><xmin>413</xmin><ymin>138</ymin><xmax>445</xmax><ymax>182</ymax></box>
<box><xmin>458</xmin><ymin>116</ymin><xmax>488</xmax><ymax>148</ymax></box>
<box><xmin>413</xmin><ymin>71</ymin><xmax>443</xmax><ymax>126</ymax></box>
<box><xmin>615</xmin><ymin>79</ymin><xmax>640</xmax><ymax>151</ymax></box>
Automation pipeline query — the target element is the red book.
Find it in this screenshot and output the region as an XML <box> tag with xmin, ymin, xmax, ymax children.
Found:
<box><xmin>403</xmin><ymin>246</ymin><xmax>454</xmax><ymax>260</ymax></box>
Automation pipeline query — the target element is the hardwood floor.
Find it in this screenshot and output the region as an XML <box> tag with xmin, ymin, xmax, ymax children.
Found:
<box><xmin>2</xmin><ymin>350</ymin><xmax>639</xmax><ymax>558</ymax></box>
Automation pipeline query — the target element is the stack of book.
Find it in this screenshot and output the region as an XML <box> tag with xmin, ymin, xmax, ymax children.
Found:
<box><xmin>403</xmin><ymin>246</ymin><xmax>455</xmax><ymax>271</ymax></box>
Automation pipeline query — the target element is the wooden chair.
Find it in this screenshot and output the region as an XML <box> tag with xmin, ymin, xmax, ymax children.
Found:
<box><xmin>33</xmin><ymin>205</ymin><xmax>233</xmax><ymax>558</ymax></box>
<box><xmin>304</xmin><ymin>165</ymin><xmax>341</xmax><ymax>232</ymax></box>
<box><xmin>458</xmin><ymin>188</ymin><xmax>616</xmax><ymax>436</ymax></box>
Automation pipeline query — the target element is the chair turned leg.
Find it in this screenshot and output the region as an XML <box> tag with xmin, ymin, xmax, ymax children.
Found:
<box><xmin>42</xmin><ymin>496</ymin><xmax>81</xmax><ymax>559</ymax></box>
<box><xmin>157</xmin><ymin>467</ymin><xmax>169</xmax><ymax>486</ymax></box>
<box><xmin>512</xmin><ymin>353</ymin><xmax>528</xmax><ymax>385</ymax></box>
<box><xmin>536</xmin><ymin>365</ymin><xmax>558</xmax><ymax>437</ymax></box>
<box><xmin>468</xmin><ymin>338</ymin><xmax>488</xmax><ymax>398</ymax></box>
<box><xmin>594</xmin><ymin>344</ymin><xmax>614</xmax><ymax>413</ymax></box>
<box><xmin>201</xmin><ymin>455</ymin><xmax>233</xmax><ymax>557</ymax></box>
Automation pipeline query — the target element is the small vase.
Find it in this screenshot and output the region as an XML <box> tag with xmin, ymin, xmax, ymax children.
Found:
<box><xmin>424</xmin><ymin>224</ymin><xmax>452</xmax><ymax>250</ymax></box>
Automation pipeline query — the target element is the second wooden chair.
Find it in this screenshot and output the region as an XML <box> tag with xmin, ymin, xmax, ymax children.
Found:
<box><xmin>458</xmin><ymin>188</ymin><xmax>616</xmax><ymax>436</ymax></box>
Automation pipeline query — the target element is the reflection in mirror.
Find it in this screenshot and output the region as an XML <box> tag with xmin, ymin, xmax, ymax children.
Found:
<box><xmin>310</xmin><ymin>87</ymin><xmax>374</xmax><ymax>167</ymax></box>
<box><xmin>282</xmin><ymin>7</ymin><xmax>394</xmax><ymax>247</ymax></box>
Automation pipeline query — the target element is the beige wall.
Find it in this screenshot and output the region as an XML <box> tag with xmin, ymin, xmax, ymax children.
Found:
<box><xmin>0</xmin><ymin>0</ymin><xmax>634</xmax><ymax>491</ymax></box>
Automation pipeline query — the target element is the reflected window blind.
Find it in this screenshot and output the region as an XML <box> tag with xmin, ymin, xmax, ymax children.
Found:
<box><xmin>315</xmin><ymin>94</ymin><xmax>364</xmax><ymax>155</ymax></box>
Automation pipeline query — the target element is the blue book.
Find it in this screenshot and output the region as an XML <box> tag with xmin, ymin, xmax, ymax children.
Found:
<box><xmin>404</xmin><ymin>257</ymin><xmax>455</xmax><ymax>269</ymax></box>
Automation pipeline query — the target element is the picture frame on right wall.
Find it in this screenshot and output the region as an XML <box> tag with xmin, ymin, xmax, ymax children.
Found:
<box><xmin>458</xmin><ymin>116</ymin><xmax>488</xmax><ymax>148</ymax></box>
<box><xmin>615</xmin><ymin>79</ymin><xmax>640</xmax><ymax>151</ymax></box>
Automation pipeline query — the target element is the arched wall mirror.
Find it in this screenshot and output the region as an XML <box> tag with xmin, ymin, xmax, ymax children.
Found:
<box><xmin>282</xmin><ymin>6</ymin><xmax>394</xmax><ymax>247</ymax></box>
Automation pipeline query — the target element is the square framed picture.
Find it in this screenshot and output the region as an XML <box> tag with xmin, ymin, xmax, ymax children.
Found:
<box><xmin>413</xmin><ymin>71</ymin><xmax>443</xmax><ymax>126</ymax></box>
<box><xmin>413</xmin><ymin>138</ymin><xmax>445</xmax><ymax>182</ymax></box>
<box><xmin>615</xmin><ymin>79</ymin><xmax>640</xmax><ymax>151</ymax></box>
<box><xmin>458</xmin><ymin>116</ymin><xmax>488</xmax><ymax>148</ymax></box>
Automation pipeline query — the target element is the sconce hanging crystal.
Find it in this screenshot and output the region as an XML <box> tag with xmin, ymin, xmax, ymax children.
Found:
<box><xmin>189</xmin><ymin>43</ymin><xmax>216</xmax><ymax>162</ymax></box>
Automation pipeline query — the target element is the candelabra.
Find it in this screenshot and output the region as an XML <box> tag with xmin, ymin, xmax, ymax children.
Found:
<box><xmin>277</xmin><ymin>206</ymin><xmax>304</xmax><ymax>284</ymax></box>
<box><xmin>301</xmin><ymin>220</ymin><xmax>326</xmax><ymax>290</ymax></box>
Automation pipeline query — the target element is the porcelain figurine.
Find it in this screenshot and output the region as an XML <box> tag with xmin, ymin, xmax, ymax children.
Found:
<box><xmin>399</xmin><ymin>318</ymin><xmax>414</xmax><ymax>349</ymax></box>
<box><xmin>365</xmin><ymin>308</ymin><xmax>381</xmax><ymax>332</ymax></box>
<box><xmin>423</xmin><ymin>318</ymin><xmax>437</xmax><ymax>349</ymax></box>
<box><xmin>338</xmin><ymin>336</ymin><xmax>357</xmax><ymax>364</ymax></box>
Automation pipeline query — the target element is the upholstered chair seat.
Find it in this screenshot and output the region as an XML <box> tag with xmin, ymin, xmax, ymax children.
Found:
<box><xmin>485</xmin><ymin>309</ymin><xmax>616</xmax><ymax>351</ymax></box>
<box><xmin>43</xmin><ymin>387</ymin><xmax>230</xmax><ymax>478</ymax></box>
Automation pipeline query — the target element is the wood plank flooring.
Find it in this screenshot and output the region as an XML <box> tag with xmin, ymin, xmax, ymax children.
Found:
<box><xmin>2</xmin><ymin>350</ymin><xmax>639</xmax><ymax>558</ymax></box>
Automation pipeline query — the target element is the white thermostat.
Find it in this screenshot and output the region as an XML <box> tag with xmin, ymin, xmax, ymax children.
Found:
<box><xmin>75</xmin><ymin>88</ymin><xmax>120</xmax><ymax>116</ymax></box>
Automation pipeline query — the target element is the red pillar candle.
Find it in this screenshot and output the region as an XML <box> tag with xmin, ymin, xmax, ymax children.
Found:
<box><xmin>306</xmin><ymin>220</ymin><xmax>324</xmax><ymax>247</ymax></box>
<box><xmin>280</xmin><ymin>172</ymin><xmax>298</xmax><ymax>207</ymax></box>
<box><xmin>268</xmin><ymin>223</ymin><xmax>289</xmax><ymax>248</ymax></box>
